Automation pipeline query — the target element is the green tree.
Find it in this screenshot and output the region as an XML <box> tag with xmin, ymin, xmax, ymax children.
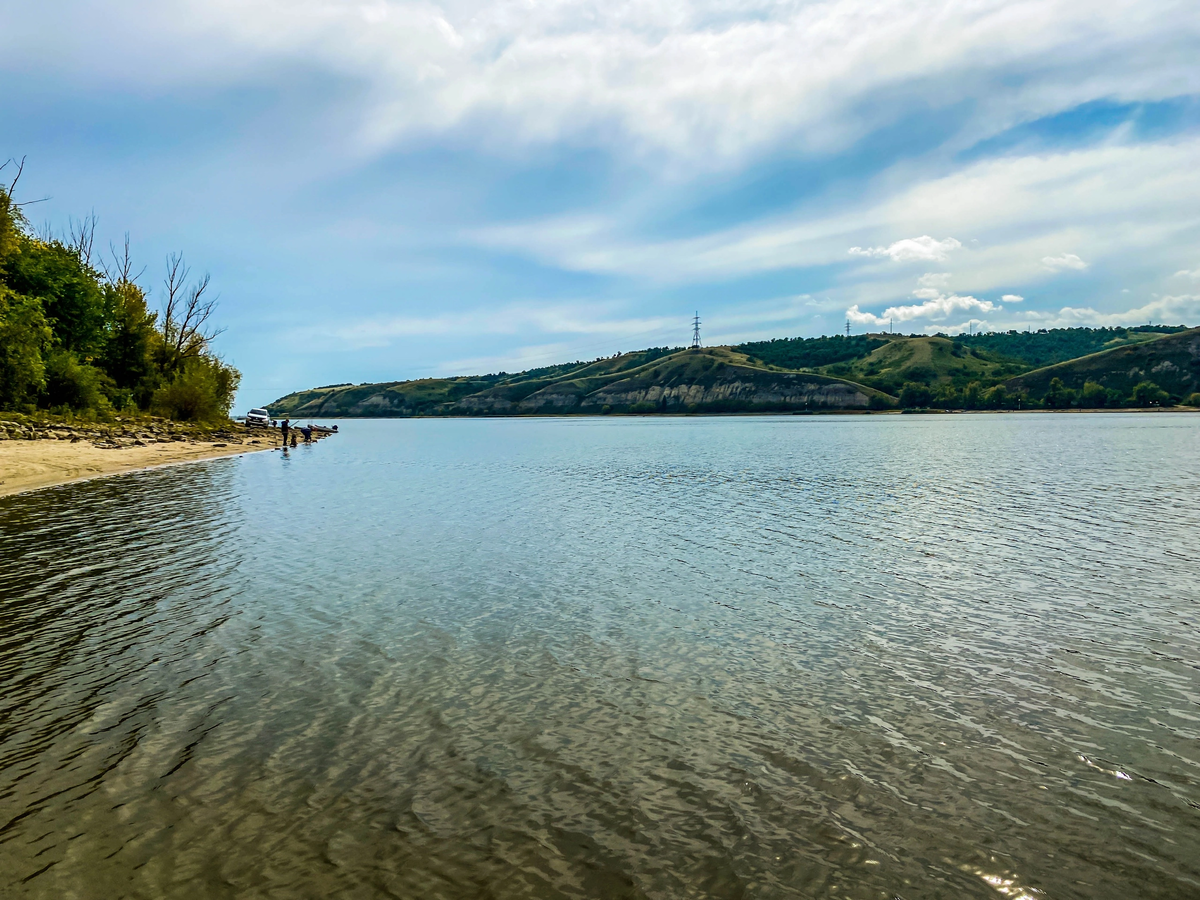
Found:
<box><xmin>1079</xmin><ymin>381</ymin><xmax>1108</xmax><ymax>408</ymax></box>
<box><xmin>0</xmin><ymin>286</ymin><xmax>51</xmax><ymax>408</ymax></box>
<box><xmin>42</xmin><ymin>348</ymin><xmax>108</xmax><ymax>411</ymax></box>
<box><xmin>899</xmin><ymin>382</ymin><xmax>933</xmax><ymax>407</ymax></box>
<box><xmin>6</xmin><ymin>238</ymin><xmax>107</xmax><ymax>356</ymax></box>
<box><xmin>97</xmin><ymin>264</ymin><xmax>158</xmax><ymax>396</ymax></box>
<box><xmin>982</xmin><ymin>384</ymin><xmax>1009</xmax><ymax>409</ymax></box>
<box><xmin>1044</xmin><ymin>377</ymin><xmax>1076</xmax><ymax>409</ymax></box>
<box><xmin>1184</xmin><ymin>392</ymin><xmax>1200</xmax><ymax>407</ymax></box>
<box><xmin>934</xmin><ymin>383</ymin><xmax>960</xmax><ymax>408</ymax></box>
<box><xmin>152</xmin><ymin>355</ymin><xmax>240</xmax><ymax>422</ymax></box>
<box><xmin>962</xmin><ymin>381</ymin><xmax>983</xmax><ymax>409</ymax></box>
<box><xmin>1130</xmin><ymin>380</ymin><xmax>1169</xmax><ymax>407</ymax></box>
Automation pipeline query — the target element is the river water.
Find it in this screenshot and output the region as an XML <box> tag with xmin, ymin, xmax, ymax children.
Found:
<box><xmin>2</xmin><ymin>414</ymin><xmax>1198</xmax><ymax>899</ymax></box>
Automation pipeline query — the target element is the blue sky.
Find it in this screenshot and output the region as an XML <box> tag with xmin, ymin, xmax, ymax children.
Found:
<box><xmin>3</xmin><ymin>0</ymin><xmax>1200</xmax><ymax>409</ymax></box>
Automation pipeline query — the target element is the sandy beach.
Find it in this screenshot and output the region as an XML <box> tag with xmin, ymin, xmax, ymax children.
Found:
<box><xmin>0</xmin><ymin>439</ymin><xmax>272</xmax><ymax>498</ymax></box>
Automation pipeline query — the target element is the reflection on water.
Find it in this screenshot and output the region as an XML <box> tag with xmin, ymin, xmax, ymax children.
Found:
<box><xmin>2</xmin><ymin>414</ymin><xmax>1199</xmax><ymax>899</ymax></box>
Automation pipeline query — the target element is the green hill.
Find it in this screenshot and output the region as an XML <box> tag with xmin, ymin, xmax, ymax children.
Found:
<box><xmin>269</xmin><ymin>326</ymin><xmax>1200</xmax><ymax>417</ymax></box>
<box><xmin>1005</xmin><ymin>327</ymin><xmax>1200</xmax><ymax>402</ymax></box>
<box><xmin>269</xmin><ymin>347</ymin><xmax>893</xmax><ymax>417</ymax></box>
<box><xmin>955</xmin><ymin>325</ymin><xmax>1191</xmax><ymax>368</ymax></box>
<box><xmin>815</xmin><ymin>336</ymin><xmax>1025</xmax><ymax>394</ymax></box>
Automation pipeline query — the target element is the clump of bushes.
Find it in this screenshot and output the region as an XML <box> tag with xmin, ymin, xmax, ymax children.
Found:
<box><xmin>0</xmin><ymin>162</ymin><xmax>239</xmax><ymax>421</ymax></box>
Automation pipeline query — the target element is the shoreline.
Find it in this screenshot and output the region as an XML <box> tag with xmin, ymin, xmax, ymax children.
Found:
<box><xmin>282</xmin><ymin>406</ymin><xmax>1199</xmax><ymax>420</ymax></box>
<box><xmin>0</xmin><ymin>439</ymin><xmax>274</xmax><ymax>499</ymax></box>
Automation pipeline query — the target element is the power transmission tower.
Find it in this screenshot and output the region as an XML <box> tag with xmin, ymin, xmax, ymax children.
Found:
<box><xmin>691</xmin><ymin>312</ymin><xmax>702</xmax><ymax>349</ymax></box>
<box><xmin>845</xmin><ymin>319</ymin><xmax>850</xmax><ymax>337</ymax></box>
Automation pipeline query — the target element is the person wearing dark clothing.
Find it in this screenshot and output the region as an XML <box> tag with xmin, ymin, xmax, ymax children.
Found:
<box><xmin>301</xmin><ymin>425</ymin><xmax>313</xmax><ymax>443</ymax></box>
<box><xmin>281</xmin><ymin>418</ymin><xmax>290</xmax><ymax>446</ymax></box>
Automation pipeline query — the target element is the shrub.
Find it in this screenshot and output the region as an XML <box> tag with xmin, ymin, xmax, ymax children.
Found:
<box><xmin>43</xmin><ymin>349</ymin><xmax>107</xmax><ymax>411</ymax></box>
<box><xmin>1079</xmin><ymin>381</ymin><xmax>1108</xmax><ymax>408</ymax></box>
<box><xmin>868</xmin><ymin>394</ymin><xmax>894</xmax><ymax>410</ymax></box>
<box><xmin>899</xmin><ymin>382</ymin><xmax>933</xmax><ymax>407</ymax></box>
<box><xmin>0</xmin><ymin>287</ymin><xmax>51</xmax><ymax>408</ymax></box>
<box><xmin>1185</xmin><ymin>392</ymin><xmax>1200</xmax><ymax>407</ymax></box>
<box><xmin>1043</xmin><ymin>376</ymin><xmax>1076</xmax><ymax>409</ymax></box>
<box><xmin>152</xmin><ymin>356</ymin><xmax>240</xmax><ymax>421</ymax></box>
<box><xmin>982</xmin><ymin>384</ymin><xmax>1009</xmax><ymax>409</ymax></box>
<box><xmin>1129</xmin><ymin>380</ymin><xmax>1169</xmax><ymax>407</ymax></box>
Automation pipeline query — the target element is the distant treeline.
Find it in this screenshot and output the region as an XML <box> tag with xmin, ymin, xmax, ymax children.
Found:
<box><xmin>738</xmin><ymin>334</ymin><xmax>888</xmax><ymax>369</ymax></box>
<box><xmin>951</xmin><ymin>326</ymin><xmax>1191</xmax><ymax>367</ymax></box>
<box><xmin>737</xmin><ymin>326</ymin><xmax>1188</xmax><ymax>372</ymax></box>
<box><xmin>0</xmin><ymin>160</ymin><xmax>238</xmax><ymax>420</ymax></box>
<box><xmin>892</xmin><ymin>377</ymin><xmax>1184</xmax><ymax>410</ymax></box>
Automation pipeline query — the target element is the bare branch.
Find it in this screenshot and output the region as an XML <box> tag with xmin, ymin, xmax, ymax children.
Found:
<box><xmin>159</xmin><ymin>254</ymin><xmax>222</xmax><ymax>372</ymax></box>
<box><xmin>68</xmin><ymin>212</ymin><xmax>97</xmax><ymax>266</ymax></box>
<box><xmin>2</xmin><ymin>156</ymin><xmax>24</xmax><ymax>196</ymax></box>
<box><xmin>1</xmin><ymin>156</ymin><xmax>48</xmax><ymax>208</ymax></box>
<box><xmin>103</xmin><ymin>233</ymin><xmax>146</xmax><ymax>285</ymax></box>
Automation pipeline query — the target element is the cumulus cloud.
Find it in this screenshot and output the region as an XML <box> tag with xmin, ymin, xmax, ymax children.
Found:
<box><xmin>1041</xmin><ymin>253</ymin><xmax>1088</xmax><ymax>271</ymax></box>
<box><xmin>848</xmin><ymin>236</ymin><xmax>962</xmax><ymax>262</ymax></box>
<box><xmin>1015</xmin><ymin>294</ymin><xmax>1200</xmax><ymax>329</ymax></box>
<box><xmin>847</xmin><ymin>292</ymin><xmax>1001</xmax><ymax>328</ymax></box>
<box><xmin>1174</xmin><ymin>268</ymin><xmax>1200</xmax><ymax>279</ymax></box>
<box><xmin>844</xmin><ymin>271</ymin><xmax>1030</xmax><ymax>328</ymax></box>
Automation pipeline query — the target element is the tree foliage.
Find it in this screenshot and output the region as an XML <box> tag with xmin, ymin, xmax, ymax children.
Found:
<box><xmin>955</xmin><ymin>326</ymin><xmax>1190</xmax><ymax>368</ymax></box>
<box><xmin>737</xmin><ymin>334</ymin><xmax>888</xmax><ymax>369</ymax></box>
<box><xmin>0</xmin><ymin>160</ymin><xmax>239</xmax><ymax>420</ymax></box>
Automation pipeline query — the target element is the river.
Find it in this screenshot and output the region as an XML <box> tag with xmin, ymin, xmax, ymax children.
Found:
<box><xmin>2</xmin><ymin>414</ymin><xmax>1198</xmax><ymax>898</ymax></box>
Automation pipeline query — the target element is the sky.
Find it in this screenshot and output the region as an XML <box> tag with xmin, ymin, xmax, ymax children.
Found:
<box><xmin>2</xmin><ymin>0</ymin><xmax>1200</xmax><ymax>409</ymax></box>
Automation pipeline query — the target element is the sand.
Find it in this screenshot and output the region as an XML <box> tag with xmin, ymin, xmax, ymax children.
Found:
<box><xmin>0</xmin><ymin>438</ymin><xmax>274</xmax><ymax>498</ymax></box>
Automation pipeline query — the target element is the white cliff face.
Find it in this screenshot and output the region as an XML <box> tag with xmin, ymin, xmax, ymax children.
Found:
<box><xmin>497</xmin><ymin>368</ymin><xmax>874</xmax><ymax>413</ymax></box>
<box><xmin>283</xmin><ymin>360</ymin><xmax>882</xmax><ymax>417</ymax></box>
<box><xmin>579</xmin><ymin>379</ymin><xmax>869</xmax><ymax>410</ymax></box>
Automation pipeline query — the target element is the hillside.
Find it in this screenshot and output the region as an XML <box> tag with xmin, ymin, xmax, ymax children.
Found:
<box><xmin>1005</xmin><ymin>327</ymin><xmax>1200</xmax><ymax>400</ymax></box>
<box><xmin>815</xmin><ymin>336</ymin><xmax>1025</xmax><ymax>394</ymax></box>
<box><xmin>269</xmin><ymin>347</ymin><xmax>892</xmax><ymax>416</ymax></box>
<box><xmin>956</xmin><ymin>325</ymin><xmax>1191</xmax><ymax>368</ymax></box>
<box><xmin>270</xmin><ymin>327</ymin><xmax>1200</xmax><ymax>417</ymax></box>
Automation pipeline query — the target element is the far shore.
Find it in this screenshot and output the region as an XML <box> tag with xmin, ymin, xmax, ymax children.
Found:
<box><xmin>0</xmin><ymin>439</ymin><xmax>272</xmax><ymax>499</ymax></box>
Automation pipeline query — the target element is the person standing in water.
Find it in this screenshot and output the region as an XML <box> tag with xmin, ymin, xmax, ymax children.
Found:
<box><xmin>281</xmin><ymin>418</ymin><xmax>290</xmax><ymax>447</ymax></box>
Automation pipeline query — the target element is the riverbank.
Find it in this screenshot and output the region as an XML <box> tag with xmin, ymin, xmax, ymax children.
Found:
<box><xmin>0</xmin><ymin>414</ymin><xmax>342</xmax><ymax>497</ymax></box>
<box><xmin>0</xmin><ymin>437</ymin><xmax>272</xmax><ymax>498</ymax></box>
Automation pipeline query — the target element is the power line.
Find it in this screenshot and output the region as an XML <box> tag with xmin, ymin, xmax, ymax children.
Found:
<box><xmin>691</xmin><ymin>312</ymin><xmax>702</xmax><ymax>349</ymax></box>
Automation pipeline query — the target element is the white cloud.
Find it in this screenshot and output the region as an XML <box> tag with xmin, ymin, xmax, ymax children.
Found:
<box><xmin>1001</xmin><ymin>294</ymin><xmax>1024</xmax><ymax>302</ymax></box>
<box><xmin>466</xmin><ymin>137</ymin><xmax>1200</xmax><ymax>293</ymax></box>
<box><xmin>847</xmin><ymin>293</ymin><xmax>1001</xmax><ymax>328</ymax></box>
<box><xmin>285</xmin><ymin>301</ymin><xmax>681</xmax><ymax>348</ymax></box>
<box><xmin>3</xmin><ymin>0</ymin><xmax>1200</xmax><ymax>164</ymax></box>
<box><xmin>1014</xmin><ymin>294</ymin><xmax>1200</xmax><ymax>328</ymax></box>
<box><xmin>1041</xmin><ymin>253</ymin><xmax>1088</xmax><ymax>271</ymax></box>
<box><xmin>1174</xmin><ymin>268</ymin><xmax>1200</xmax><ymax>279</ymax></box>
<box><xmin>849</xmin><ymin>236</ymin><xmax>962</xmax><ymax>262</ymax></box>
<box><xmin>923</xmin><ymin>319</ymin><xmax>991</xmax><ymax>335</ymax></box>
<box><xmin>437</xmin><ymin>343</ymin><xmax>580</xmax><ymax>376</ymax></box>
<box><xmin>918</xmin><ymin>272</ymin><xmax>952</xmax><ymax>288</ymax></box>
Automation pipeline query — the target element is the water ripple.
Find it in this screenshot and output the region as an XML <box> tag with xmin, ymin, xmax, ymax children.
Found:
<box><xmin>1</xmin><ymin>415</ymin><xmax>1199</xmax><ymax>898</ymax></box>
